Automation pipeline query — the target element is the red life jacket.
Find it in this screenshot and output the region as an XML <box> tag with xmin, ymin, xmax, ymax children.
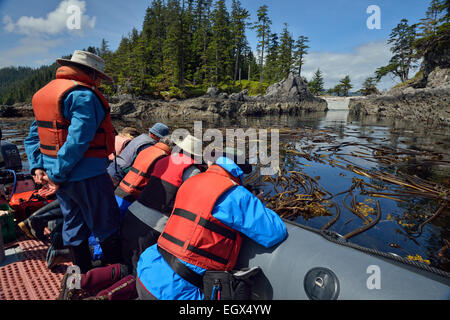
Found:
<box><xmin>115</xmin><ymin>142</ymin><xmax>171</xmax><ymax>201</ymax></box>
<box><xmin>157</xmin><ymin>164</ymin><xmax>242</xmax><ymax>271</ymax></box>
<box><xmin>135</xmin><ymin>153</ymin><xmax>197</xmax><ymax>214</ymax></box>
<box><xmin>31</xmin><ymin>65</ymin><xmax>115</xmax><ymax>158</ymax></box>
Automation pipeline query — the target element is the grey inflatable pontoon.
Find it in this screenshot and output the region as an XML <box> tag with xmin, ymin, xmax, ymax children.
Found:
<box><xmin>236</xmin><ymin>219</ymin><xmax>450</xmax><ymax>300</ymax></box>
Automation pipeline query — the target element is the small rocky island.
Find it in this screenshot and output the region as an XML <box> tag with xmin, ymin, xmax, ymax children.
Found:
<box><xmin>108</xmin><ymin>74</ymin><xmax>327</xmax><ymax>120</ymax></box>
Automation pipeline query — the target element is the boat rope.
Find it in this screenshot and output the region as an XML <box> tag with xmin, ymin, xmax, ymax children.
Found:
<box><xmin>283</xmin><ymin>219</ymin><xmax>450</xmax><ymax>280</ymax></box>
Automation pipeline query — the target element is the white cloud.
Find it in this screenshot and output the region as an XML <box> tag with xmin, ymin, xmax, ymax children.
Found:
<box><xmin>303</xmin><ymin>41</ymin><xmax>397</xmax><ymax>91</ymax></box>
<box><xmin>3</xmin><ymin>0</ymin><xmax>95</xmax><ymax>35</ymax></box>
<box><xmin>2</xmin><ymin>15</ymin><xmax>14</xmax><ymax>32</ymax></box>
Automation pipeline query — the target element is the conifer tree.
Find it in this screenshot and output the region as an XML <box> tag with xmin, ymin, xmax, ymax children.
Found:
<box><xmin>252</xmin><ymin>5</ymin><xmax>272</xmax><ymax>82</ymax></box>
<box><xmin>375</xmin><ymin>19</ymin><xmax>418</xmax><ymax>83</ymax></box>
<box><xmin>231</xmin><ymin>0</ymin><xmax>250</xmax><ymax>82</ymax></box>
<box><xmin>263</xmin><ymin>33</ymin><xmax>280</xmax><ymax>83</ymax></box>
<box><xmin>308</xmin><ymin>68</ymin><xmax>325</xmax><ymax>95</ymax></box>
<box><xmin>293</xmin><ymin>35</ymin><xmax>309</xmax><ymax>77</ymax></box>
<box><xmin>278</xmin><ymin>23</ymin><xmax>294</xmax><ymax>79</ymax></box>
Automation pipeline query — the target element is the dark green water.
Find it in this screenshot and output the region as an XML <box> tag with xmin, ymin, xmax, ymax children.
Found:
<box><xmin>1</xmin><ymin>110</ymin><xmax>449</xmax><ymax>272</ymax></box>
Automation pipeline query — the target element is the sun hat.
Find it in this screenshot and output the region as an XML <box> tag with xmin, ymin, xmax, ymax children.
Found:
<box><xmin>174</xmin><ymin>134</ymin><xmax>203</xmax><ymax>157</ymax></box>
<box><xmin>149</xmin><ymin>123</ymin><xmax>170</xmax><ymax>139</ymax></box>
<box><xmin>56</xmin><ymin>50</ymin><xmax>113</xmax><ymax>82</ymax></box>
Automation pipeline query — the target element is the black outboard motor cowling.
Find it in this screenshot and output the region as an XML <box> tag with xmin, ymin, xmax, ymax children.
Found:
<box><xmin>0</xmin><ymin>127</ymin><xmax>22</xmax><ymax>171</ymax></box>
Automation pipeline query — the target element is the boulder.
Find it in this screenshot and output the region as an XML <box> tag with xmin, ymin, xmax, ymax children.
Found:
<box><xmin>264</xmin><ymin>74</ymin><xmax>312</xmax><ymax>102</ymax></box>
<box><xmin>205</xmin><ymin>87</ymin><xmax>219</xmax><ymax>97</ymax></box>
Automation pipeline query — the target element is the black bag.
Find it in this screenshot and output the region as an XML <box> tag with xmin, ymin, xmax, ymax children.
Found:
<box><xmin>203</xmin><ymin>267</ymin><xmax>261</xmax><ymax>300</ymax></box>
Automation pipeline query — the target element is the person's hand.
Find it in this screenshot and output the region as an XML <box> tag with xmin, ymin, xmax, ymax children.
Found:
<box><xmin>37</xmin><ymin>183</ymin><xmax>57</xmax><ymax>198</ymax></box>
<box><xmin>33</xmin><ymin>169</ymin><xmax>47</xmax><ymax>185</ymax></box>
<box><xmin>41</xmin><ymin>174</ymin><xmax>60</xmax><ymax>194</ymax></box>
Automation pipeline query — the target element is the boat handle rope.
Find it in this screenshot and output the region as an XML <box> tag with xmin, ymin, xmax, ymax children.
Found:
<box><xmin>283</xmin><ymin>218</ymin><xmax>450</xmax><ymax>280</ymax></box>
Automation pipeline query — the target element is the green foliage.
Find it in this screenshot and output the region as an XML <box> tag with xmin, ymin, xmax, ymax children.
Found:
<box><xmin>240</xmin><ymin>80</ymin><xmax>269</xmax><ymax>96</ymax></box>
<box><xmin>328</xmin><ymin>75</ymin><xmax>352</xmax><ymax>96</ymax></box>
<box><xmin>252</xmin><ymin>4</ymin><xmax>272</xmax><ymax>82</ymax></box>
<box><xmin>308</xmin><ymin>69</ymin><xmax>325</xmax><ymax>95</ymax></box>
<box><xmin>358</xmin><ymin>77</ymin><xmax>379</xmax><ymax>95</ymax></box>
<box><xmin>293</xmin><ymin>35</ymin><xmax>309</xmax><ymax>77</ymax></box>
<box><xmin>376</xmin><ymin>19</ymin><xmax>419</xmax><ymax>83</ymax></box>
<box><xmin>277</xmin><ymin>23</ymin><xmax>295</xmax><ymax>80</ymax></box>
<box><xmin>0</xmin><ymin>64</ymin><xmax>57</xmax><ymax>105</ymax></box>
<box><xmin>391</xmin><ymin>70</ymin><xmax>424</xmax><ymax>89</ymax></box>
<box><xmin>413</xmin><ymin>0</ymin><xmax>450</xmax><ymax>72</ymax></box>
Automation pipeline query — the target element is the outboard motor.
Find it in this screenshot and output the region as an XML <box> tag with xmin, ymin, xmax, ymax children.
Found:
<box><xmin>0</xmin><ymin>127</ymin><xmax>22</xmax><ymax>171</ymax></box>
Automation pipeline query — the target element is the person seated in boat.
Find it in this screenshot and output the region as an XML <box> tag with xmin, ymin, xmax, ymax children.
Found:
<box><xmin>108</xmin><ymin>127</ymin><xmax>140</xmax><ymax>161</ymax></box>
<box><xmin>107</xmin><ymin>123</ymin><xmax>170</xmax><ymax>187</ymax></box>
<box><xmin>120</xmin><ymin>134</ymin><xmax>205</xmax><ymax>272</ymax></box>
<box><xmin>24</xmin><ymin>50</ymin><xmax>122</xmax><ymax>274</ymax></box>
<box><xmin>114</xmin><ymin>135</ymin><xmax>174</xmax><ymax>216</ymax></box>
<box><xmin>135</xmin><ymin>155</ymin><xmax>288</xmax><ymax>300</ymax></box>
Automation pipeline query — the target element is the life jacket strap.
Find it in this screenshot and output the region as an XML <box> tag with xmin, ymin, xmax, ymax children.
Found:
<box><xmin>157</xmin><ymin>245</ymin><xmax>204</xmax><ymax>290</ymax></box>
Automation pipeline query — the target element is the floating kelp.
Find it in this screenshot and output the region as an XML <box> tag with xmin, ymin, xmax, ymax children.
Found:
<box><xmin>246</xmin><ymin>126</ymin><xmax>449</xmax><ymax>263</ymax></box>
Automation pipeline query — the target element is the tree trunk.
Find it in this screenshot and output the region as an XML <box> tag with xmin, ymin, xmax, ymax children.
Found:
<box><xmin>234</xmin><ymin>47</ymin><xmax>240</xmax><ymax>82</ymax></box>
<box><xmin>239</xmin><ymin>67</ymin><xmax>242</xmax><ymax>85</ymax></box>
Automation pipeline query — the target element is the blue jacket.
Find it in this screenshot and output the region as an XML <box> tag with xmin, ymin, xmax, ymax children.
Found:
<box><xmin>136</xmin><ymin>156</ymin><xmax>287</xmax><ymax>300</ymax></box>
<box><xmin>24</xmin><ymin>88</ymin><xmax>108</xmax><ymax>184</ymax></box>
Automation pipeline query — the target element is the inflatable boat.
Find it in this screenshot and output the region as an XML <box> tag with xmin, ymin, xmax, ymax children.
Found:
<box><xmin>236</xmin><ymin>219</ymin><xmax>450</xmax><ymax>300</ymax></box>
<box><xmin>1</xmin><ymin>133</ymin><xmax>449</xmax><ymax>300</ymax></box>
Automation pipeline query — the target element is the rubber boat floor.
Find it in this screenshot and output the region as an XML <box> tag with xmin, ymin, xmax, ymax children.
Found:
<box><xmin>0</xmin><ymin>236</ymin><xmax>70</xmax><ymax>300</ymax></box>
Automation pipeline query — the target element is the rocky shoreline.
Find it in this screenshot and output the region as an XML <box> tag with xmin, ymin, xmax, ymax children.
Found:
<box><xmin>349</xmin><ymin>67</ymin><xmax>450</xmax><ymax>127</ymax></box>
<box><xmin>0</xmin><ymin>75</ymin><xmax>327</xmax><ymax>119</ymax></box>
<box><xmin>109</xmin><ymin>74</ymin><xmax>327</xmax><ymax>120</ymax></box>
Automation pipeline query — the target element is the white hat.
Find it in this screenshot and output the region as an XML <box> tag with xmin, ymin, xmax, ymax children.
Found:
<box><xmin>174</xmin><ymin>134</ymin><xmax>203</xmax><ymax>157</ymax></box>
<box><xmin>56</xmin><ymin>50</ymin><xmax>113</xmax><ymax>82</ymax></box>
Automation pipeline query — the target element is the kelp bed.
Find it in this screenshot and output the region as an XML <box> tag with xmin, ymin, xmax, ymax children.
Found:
<box><xmin>242</xmin><ymin>126</ymin><xmax>450</xmax><ymax>270</ymax></box>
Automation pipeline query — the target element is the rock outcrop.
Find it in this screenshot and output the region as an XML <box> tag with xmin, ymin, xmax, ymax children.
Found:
<box><xmin>109</xmin><ymin>74</ymin><xmax>327</xmax><ymax>120</ymax></box>
<box><xmin>0</xmin><ymin>103</ymin><xmax>34</xmax><ymax>117</ymax></box>
<box><xmin>349</xmin><ymin>67</ymin><xmax>450</xmax><ymax>127</ymax></box>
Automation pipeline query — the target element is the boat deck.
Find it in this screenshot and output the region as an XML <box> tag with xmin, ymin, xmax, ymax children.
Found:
<box><xmin>0</xmin><ymin>236</ymin><xmax>70</xmax><ymax>300</ymax></box>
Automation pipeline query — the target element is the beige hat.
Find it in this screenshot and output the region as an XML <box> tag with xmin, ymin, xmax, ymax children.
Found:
<box><xmin>174</xmin><ymin>134</ymin><xmax>203</xmax><ymax>157</ymax></box>
<box><xmin>56</xmin><ymin>50</ymin><xmax>113</xmax><ymax>82</ymax></box>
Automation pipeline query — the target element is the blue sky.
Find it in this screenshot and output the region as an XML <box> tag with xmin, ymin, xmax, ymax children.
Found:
<box><xmin>0</xmin><ymin>0</ymin><xmax>431</xmax><ymax>90</ymax></box>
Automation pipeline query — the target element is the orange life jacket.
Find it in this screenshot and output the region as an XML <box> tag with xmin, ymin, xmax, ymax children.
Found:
<box><xmin>157</xmin><ymin>164</ymin><xmax>242</xmax><ymax>271</ymax></box>
<box><xmin>116</xmin><ymin>142</ymin><xmax>171</xmax><ymax>201</ymax></box>
<box><xmin>31</xmin><ymin>65</ymin><xmax>115</xmax><ymax>158</ymax></box>
<box><xmin>9</xmin><ymin>190</ymin><xmax>56</xmax><ymax>223</ymax></box>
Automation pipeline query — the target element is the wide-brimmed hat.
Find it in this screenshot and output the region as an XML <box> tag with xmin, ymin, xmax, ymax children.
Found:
<box><xmin>56</xmin><ymin>50</ymin><xmax>113</xmax><ymax>82</ymax></box>
<box><xmin>149</xmin><ymin>123</ymin><xmax>170</xmax><ymax>139</ymax></box>
<box><xmin>174</xmin><ymin>134</ymin><xmax>203</xmax><ymax>157</ymax></box>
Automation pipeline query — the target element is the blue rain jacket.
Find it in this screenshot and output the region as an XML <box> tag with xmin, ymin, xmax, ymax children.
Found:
<box><xmin>136</xmin><ymin>156</ymin><xmax>287</xmax><ymax>300</ymax></box>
